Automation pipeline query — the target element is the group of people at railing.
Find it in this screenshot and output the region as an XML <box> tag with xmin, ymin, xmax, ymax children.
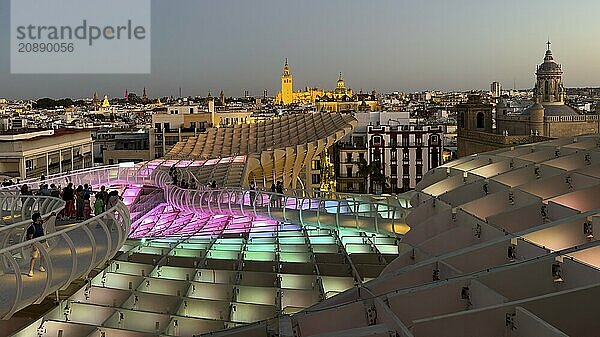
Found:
<box><xmin>1</xmin><ymin>177</ymin><xmax>21</xmax><ymax>187</ymax></box>
<box><xmin>16</xmin><ymin>176</ymin><xmax>122</xmax><ymax>221</ymax></box>
<box><xmin>268</xmin><ymin>181</ymin><xmax>285</xmax><ymax>207</ymax></box>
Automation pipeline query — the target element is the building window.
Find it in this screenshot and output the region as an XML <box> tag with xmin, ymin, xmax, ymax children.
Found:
<box><xmin>358</xmin><ymin>153</ymin><xmax>365</xmax><ymax>162</ymax></box>
<box><xmin>402</xmin><ymin>177</ymin><xmax>411</xmax><ymax>190</ymax></box>
<box><xmin>402</xmin><ymin>134</ymin><xmax>409</xmax><ymax>147</ymax></box>
<box><xmin>154</xmin><ymin>123</ymin><xmax>161</xmax><ymax>131</ymax></box>
<box><xmin>416</xmin><ymin>149</ymin><xmax>422</xmax><ymax>161</ymax></box>
<box><xmin>373</xmin><ymin>136</ymin><xmax>381</xmax><ymax>145</ymax></box>
<box><xmin>416</xmin><ymin>164</ymin><xmax>423</xmax><ymax>176</ymax></box>
<box><xmin>391</xmin><ymin>151</ymin><xmax>397</xmax><ymax>161</ymax></box>
<box><xmin>403</xmin><ymin>151</ymin><xmax>409</xmax><ymax>161</ymax></box>
<box><xmin>190</xmin><ymin>108</ymin><xmax>194</xmax><ymax>114</ymax></box>
<box><xmin>431</xmin><ymin>148</ymin><xmax>439</xmax><ymax>168</ymax></box>
<box><xmin>476</xmin><ymin>112</ymin><xmax>484</xmax><ymax>128</ymax></box>
<box><xmin>390</xmin><ymin>164</ymin><xmax>397</xmax><ymax>176</ymax></box>
<box><xmin>373</xmin><ymin>150</ymin><xmax>381</xmax><ymax>162</ymax></box>
<box><xmin>415</xmin><ymin>134</ymin><xmax>423</xmax><ymax>146</ymax></box>
<box><xmin>190</xmin><ymin>122</ymin><xmax>196</xmax><ymax>129</ymax></box>
<box><xmin>163</xmin><ymin>122</ymin><xmax>170</xmax><ymax>131</ymax></box>
<box><xmin>346</xmin><ymin>153</ymin><xmax>353</xmax><ymax>163</ymax></box>
<box><xmin>312</xmin><ymin>174</ymin><xmax>321</xmax><ymax>185</ymax></box>
<box><xmin>311</xmin><ymin>160</ymin><xmax>321</xmax><ymax>170</ymax></box>
<box><xmin>458</xmin><ymin>112</ymin><xmax>465</xmax><ymax>128</ymax></box>
<box><xmin>346</xmin><ymin>167</ymin><xmax>353</xmax><ymax>177</ymax></box>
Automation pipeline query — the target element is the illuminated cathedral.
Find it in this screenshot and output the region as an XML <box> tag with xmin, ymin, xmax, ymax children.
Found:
<box><xmin>275</xmin><ymin>59</ymin><xmax>378</xmax><ymax>112</ymax></box>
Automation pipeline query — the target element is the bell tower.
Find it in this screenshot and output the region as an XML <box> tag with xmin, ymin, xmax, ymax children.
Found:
<box><xmin>280</xmin><ymin>58</ymin><xmax>293</xmax><ymax>105</ymax></box>
<box><xmin>534</xmin><ymin>41</ymin><xmax>565</xmax><ymax>105</ymax></box>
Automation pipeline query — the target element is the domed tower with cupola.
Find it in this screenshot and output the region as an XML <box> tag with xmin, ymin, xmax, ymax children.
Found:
<box><xmin>534</xmin><ymin>41</ymin><xmax>565</xmax><ymax>105</ymax></box>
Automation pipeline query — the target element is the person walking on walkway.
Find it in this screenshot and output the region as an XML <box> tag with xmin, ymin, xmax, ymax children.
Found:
<box><xmin>75</xmin><ymin>185</ymin><xmax>84</xmax><ymax>220</ymax></box>
<box><xmin>94</xmin><ymin>192</ymin><xmax>104</xmax><ymax>216</ymax></box>
<box><xmin>62</xmin><ymin>183</ymin><xmax>75</xmax><ymax>219</ymax></box>
<box><xmin>27</xmin><ymin>212</ymin><xmax>55</xmax><ymax>277</ymax></box>
<box><xmin>97</xmin><ymin>186</ymin><xmax>108</xmax><ymax>212</ymax></box>
<box><xmin>276</xmin><ymin>181</ymin><xmax>284</xmax><ymax>208</ymax></box>
<box><xmin>269</xmin><ymin>182</ymin><xmax>276</xmax><ymax>207</ymax></box>
<box><xmin>83</xmin><ymin>194</ymin><xmax>92</xmax><ymax>219</ymax></box>
<box><xmin>249</xmin><ymin>182</ymin><xmax>256</xmax><ymax>206</ymax></box>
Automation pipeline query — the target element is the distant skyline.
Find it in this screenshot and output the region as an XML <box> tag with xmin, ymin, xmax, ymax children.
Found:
<box><xmin>2</xmin><ymin>0</ymin><xmax>600</xmax><ymax>99</ymax></box>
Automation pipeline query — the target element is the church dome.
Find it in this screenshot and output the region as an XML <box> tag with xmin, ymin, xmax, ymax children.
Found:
<box><xmin>537</xmin><ymin>49</ymin><xmax>562</xmax><ymax>73</ymax></box>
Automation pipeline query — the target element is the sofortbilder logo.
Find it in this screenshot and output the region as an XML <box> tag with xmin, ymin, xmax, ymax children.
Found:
<box><xmin>11</xmin><ymin>0</ymin><xmax>151</xmax><ymax>74</ymax></box>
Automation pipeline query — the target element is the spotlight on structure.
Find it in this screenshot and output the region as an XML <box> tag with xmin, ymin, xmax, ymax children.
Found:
<box><xmin>552</xmin><ymin>262</ymin><xmax>564</xmax><ymax>283</ymax></box>
<box><xmin>584</xmin><ymin>219</ymin><xmax>594</xmax><ymax>239</ymax></box>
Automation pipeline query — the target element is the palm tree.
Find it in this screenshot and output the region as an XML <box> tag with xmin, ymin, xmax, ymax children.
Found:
<box><xmin>357</xmin><ymin>158</ymin><xmax>389</xmax><ymax>194</ymax></box>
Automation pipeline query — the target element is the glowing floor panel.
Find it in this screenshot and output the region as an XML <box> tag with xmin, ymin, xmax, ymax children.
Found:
<box><xmin>27</xmin><ymin>203</ymin><xmax>400</xmax><ymax>337</ymax></box>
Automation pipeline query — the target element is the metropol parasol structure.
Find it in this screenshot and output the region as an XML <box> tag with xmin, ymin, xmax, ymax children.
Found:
<box><xmin>0</xmin><ymin>112</ymin><xmax>598</xmax><ymax>337</ymax></box>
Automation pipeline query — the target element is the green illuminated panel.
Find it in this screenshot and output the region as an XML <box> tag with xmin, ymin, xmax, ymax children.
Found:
<box><xmin>308</xmin><ymin>236</ymin><xmax>336</xmax><ymax>244</ymax></box>
<box><xmin>306</xmin><ymin>229</ymin><xmax>332</xmax><ymax>236</ymax></box>
<box><xmin>243</xmin><ymin>251</ymin><xmax>276</xmax><ymax>261</ymax></box>
<box><xmin>279</xmin><ymin>237</ymin><xmax>306</xmax><ymax>244</ymax></box>
<box><xmin>207</xmin><ymin>250</ymin><xmax>239</xmax><ymax>260</ymax></box>
<box><xmin>279</xmin><ymin>252</ymin><xmax>311</xmax><ymax>263</ymax></box>
<box><xmin>148</xmin><ymin>242</ymin><xmax>172</xmax><ymax>249</ymax></box>
<box><xmin>246</xmin><ymin>244</ymin><xmax>277</xmax><ymax>252</ymax></box>
<box><xmin>150</xmin><ymin>266</ymin><xmax>196</xmax><ymax>281</ymax></box>
<box><xmin>212</xmin><ymin>243</ymin><xmax>243</xmax><ymax>251</ymax></box>
<box><xmin>345</xmin><ymin>244</ymin><xmax>373</xmax><ymax>254</ymax></box>
<box><xmin>341</xmin><ymin>236</ymin><xmax>367</xmax><ymax>245</ymax></box>
<box><xmin>376</xmin><ymin>245</ymin><xmax>399</xmax><ymax>254</ymax></box>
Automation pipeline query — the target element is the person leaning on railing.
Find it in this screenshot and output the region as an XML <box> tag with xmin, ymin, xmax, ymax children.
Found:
<box><xmin>26</xmin><ymin>211</ymin><xmax>56</xmax><ymax>277</ymax></box>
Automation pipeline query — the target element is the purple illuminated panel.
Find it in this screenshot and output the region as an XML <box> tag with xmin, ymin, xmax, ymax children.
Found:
<box><xmin>129</xmin><ymin>203</ymin><xmax>279</xmax><ymax>239</ymax></box>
